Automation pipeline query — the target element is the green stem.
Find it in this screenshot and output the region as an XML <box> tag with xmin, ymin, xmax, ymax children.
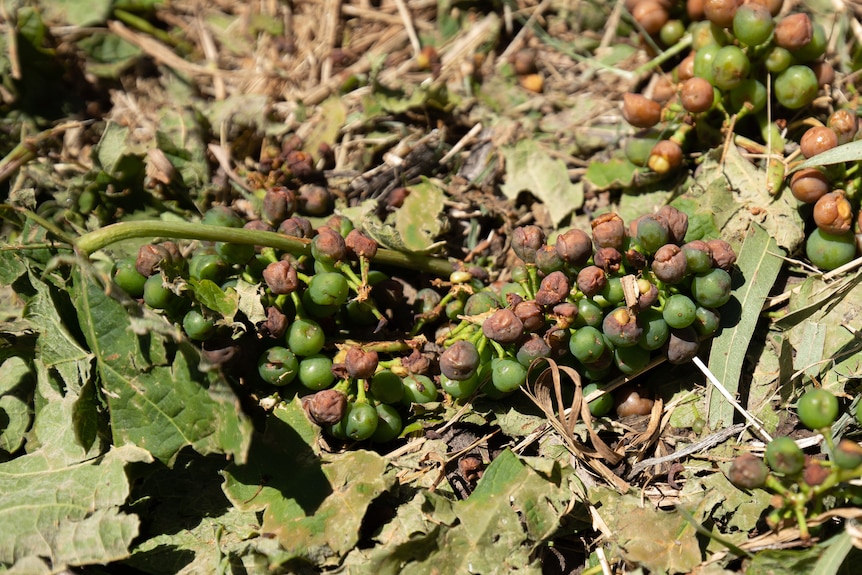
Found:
<box><xmin>74</xmin><ymin>221</ymin><xmax>454</xmax><ymax>277</ymax></box>
<box><xmin>113</xmin><ymin>9</ymin><xmax>195</xmax><ymax>53</ymax></box>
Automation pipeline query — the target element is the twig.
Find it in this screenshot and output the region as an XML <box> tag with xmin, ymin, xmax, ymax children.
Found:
<box><xmin>692</xmin><ymin>356</ymin><xmax>773</xmax><ymax>443</ymax></box>
<box><xmin>393</xmin><ymin>0</ymin><xmax>422</xmax><ymax>57</ymax></box>
<box><xmin>762</xmin><ymin>255</ymin><xmax>862</xmax><ymax>310</ymax></box>
<box><xmin>627</xmin><ymin>423</ymin><xmax>746</xmax><ymax>479</ymax></box>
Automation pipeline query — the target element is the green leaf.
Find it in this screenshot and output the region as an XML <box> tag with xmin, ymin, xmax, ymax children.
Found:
<box><xmin>0</xmin><ymin>444</ymin><xmax>151</xmax><ymax>569</ymax></box>
<box><xmin>72</xmin><ymin>269</ymin><xmax>252</xmax><ymax>464</ymax></box>
<box><xmin>708</xmin><ymin>224</ymin><xmax>784</xmax><ymax>430</ymax></box>
<box><xmin>188</xmin><ymin>278</ymin><xmax>238</xmax><ymax>317</ymax></box>
<box><xmin>76</xmin><ymin>31</ymin><xmax>142</xmax><ymax>77</ymax></box>
<box><xmin>222</xmin><ymin>399</ymin><xmax>395</xmax><ymax>566</ymax></box>
<box><xmin>795</xmin><ymin>139</ymin><xmax>862</xmax><ymax>171</ymax></box>
<box><xmin>0</xmin><ymin>356</ymin><xmax>32</xmax><ymax>453</ymax></box>
<box><xmin>41</xmin><ymin>0</ymin><xmax>113</xmax><ymax>26</ymax></box>
<box><xmin>812</xmin><ymin>532</ymin><xmax>855</xmax><ymax>575</ymax></box>
<box><xmin>302</xmin><ymin>96</ymin><xmax>347</xmax><ymax>161</ymax></box>
<box><xmin>745</xmin><ymin>546</ymin><xmax>822</xmax><ymax>575</ymax></box>
<box><xmin>394</xmin><ymin>180</ymin><xmax>448</xmax><ymax>253</ymax></box>
<box><xmin>501</xmin><ymin>139</ymin><xmax>584</xmax><ymax>227</ymax></box>
<box><xmin>93</xmin><ymin>121</ymin><xmax>146</xmax><ymax>176</ymax></box>
<box><xmin>584</xmin><ymin>156</ymin><xmax>640</xmax><ymax>191</ymax></box>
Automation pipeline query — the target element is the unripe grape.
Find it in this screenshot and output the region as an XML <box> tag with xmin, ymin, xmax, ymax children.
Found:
<box><xmin>648</xmin><ymin>139</ymin><xmax>683</xmax><ymax>174</ymax></box>
<box><xmin>827</xmin><ymin>109</ymin><xmax>858</xmax><ymax>145</ymax></box>
<box><xmin>636</xmin><ymin>214</ymin><xmax>671</xmax><ymax>254</ymax></box>
<box><xmin>711</xmin><ymin>45</ymin><xmax>750</xmax><ymax>91</ymax></box>
<box><xmin>703</xmin><ymin>0</ymin><xmax>737</xmax><ymax>28</ymax></box>
<box><xmin>680</xmin><ymin>77</ymin><xmax>714</xmax><ymax>113</ymax></box>
<box><xmin>794</xmin><ymin>22</ymin><xmax>827</xmax><ymax>62</ymax></box>
<box><xmin>763</xmin><ymin>46</ymin><xmax>792</xmax><ymax>73</ymax></box>
<box><xmin>813</xmin><ymin>191</ymin><xmax>854</xmax><ymax>235</ymax></box>
<box><xmin>535</xmin><ymin>245</ymin><xmax>565</xmax><ymax>275</ymax></box>
<box><xmin>728</xmin><ymin>453</ymin><xmax>769</xmax><ymax>489</ymax></box>
<box><xmin>632</xmin><ymin>1</ymin><xmax>670</xmax><ymax>35</ymax></box>
<box><xmin>765</xmin><ymin>436</ymin><xmax>805</xmax><ymax>475</ymax></box>
<box><xmin>682</xmin><ymin>240</ymin><xmax>713</xmax><ymax>273</ymax></box>
<box><xmin>732</xmin><ymin>3</ymin><xmax>774</xmax><ymax>47</ymax></box>
<box><xmin>805</xmin><ymin>228</ymin><xmax>857</xmax><ymax>270</ymax></box>
<box><xmin>790</xmin><ymin>168</ymin><xmax>830</xmax><ymax>204</ymax></box>
<box><xmin>693</xmin><ymin>44</ymin><xmax>720</xmax><ymax>84</ymax></box>
<box><xmin>775</xmin><ymin>65</ymin><xmax>819</xmax><ymax>109</ymax></box>
<box><xmin>728</xmin><ymin>79</ymin><xmax>767</xmax><ymax>114</ymax></box>
<box><xmin>796</xmin><ymin>388</ymin><xmax>839</xmax><ymax>430</ymax></box>
<box><xmin>774</xmin><ymin>13</ymin><xmax>813</xmax><ymax>51</ymax></box>
<box><xmin>660</xmin><ymin>19</ymin><xmax>686</xmax><ymax>46</ymax></box>
<box><xmin>516</xmin><ymin>334</ymin><xmax>551</xmax><ymax>367</ymax></box>
<box><xmin>833</xmin><ymin>439</ymin><xmax>862</xmax><ymax>470</ymax></box>
<box><xmin>691</xmin><ymin>268</ymin><xmax>733</xmax><ymax>307</ymax></box>
<box><xmin>622</xmin><ymin>93</ymin><xmax>663</xmax><ymax>129</ymax></box>
<box><xmin>800</xmin><ymin>126</ymin><xmax>838</xmax><ymax>159</ymax></box>
<box><xmin>602</xmin><ymin>307</ymin><xmax>643</xmax><ymax>347</ymax></box>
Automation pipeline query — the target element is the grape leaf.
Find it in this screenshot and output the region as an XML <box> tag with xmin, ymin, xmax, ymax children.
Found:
<box><xmin>72</xmin><ymin>268</ymin><xmax>252</xmax><ymax>464</ymax></box>
<box><xmin>0</xmin><ymin>444</ymin><xmax>151</xmax><ymax>569</ymax></box>
<box><xmin>501</xmin><ymin>139</ymin><xmax>584</xmax><ymax>227</ymax></box>
<box><xmin>394</xmin><ymin>179</ymin><xmax>448</xmax><ymax>253</ymax></box>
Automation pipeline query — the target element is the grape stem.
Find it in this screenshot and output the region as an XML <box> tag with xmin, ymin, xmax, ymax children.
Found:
<box><xmin>74</xmin><ymin>221</ymin><xmax>455</xmax><ymax>277</ymax></box>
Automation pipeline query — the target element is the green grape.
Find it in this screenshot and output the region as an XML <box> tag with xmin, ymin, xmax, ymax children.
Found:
<box><xmin>832</xmin><ymin>439</ymin><xmax>862</xmax><ymax>470</ymax></box>
<box><xmin>682</xmin><ymin>242</ymin><xmax>713</xmax><ymax>274</ymax></box>
<box><xmin>691</xmin><ymin>268</ymin><xmax>732</xmax><ymax>308</ymax></box>
<box><xmin>370</xmin><ymin>370</ymin><xmax>405</xmax><ymax>404</ymax></box>
<box><xmin>774</xmin><ymin>65</ymin><xmax>819</xmax><ymax>110</ymax></box>
<box><xmin>711</xmin><ymin>46</ymin><xmax>750</xmax><ymax>91</ymax></box>
<box><xmin>575</xmin><ymin>297</ymin><xmax>604</xmax><ymax>328</ymax></box>
<box><xmin>301</xmin><ymin>290</ymin><xmax>340</xmax><ymax>319</ymax></box>
<box><xmin>491</xmin><ymin>357</ymin><xmax>528</xmax><ymax>393</ymax></box>
<box><xmin>794</xmin><ymin>23</ymin><xmax>827</xmax><ymax>62</ymax></box>
<box><xmin>625</xmin><ymin>136</ymin><xmax>660</xmax><ymax>167</ymax></box>
<box><xmin>188</xmin><ymin>252</ymin><xmax>229</xmax><ymax>284</ymax></box>
<box><xmin>215</xmin><ymin>241</ymin><xmax>255</xmax><ymax>266</ymax></box>
<box><xmin>602</xmin><ymin>307</ymin><xmax>643</xmax><ymax>348</ymax></box>
<box><xmin>257</xmin><ymin>346</ymin><xmax>299</xmax><ymax>386</ymax></box>
<box><xmin>636</xmin><ymin>215</ymin><xmax>669</xmax><ymax>255</ymax></box>
<box><xmin>569</xmin><ymin>326</ymin><xmax>608</xmax><ymax>364</ymax></box>
<box><xmin>796</xmin><ymin>389</ymin><xmax>839</xmax><ymax>430</ymax></box>
<box><xmin>401</xmin><ymin>374</ymin><xmax>438</xmax><ymax>405</ymax></box>
<box><xmin>732</xmin><ymin>4</ymin><xmax>774</xmax><ymax>47</ymax></box>
<box><xmin>345</xmin><ymin>402</ymin><xmax>378</xmax><ymax>441</ymax></box>
<box><xmin>499</xmin><ymin>281</ymin><xmax>527</xmax><ymax>301</ymax></box>
<box><xmin>464</xmin><ymin>291</ymin><xmax>499</xmax><ymax>316</ymax></box>
<box><xmin>638</xmin><ymin>308</ymin><xmax>670</xmax><ymax>351</ymax></box>
<box><xmin>693</xmin><ymin>306</ymin><xmax>721</xmax><ymax>337</ymax></box>
<box><xmin>663</xmin><ymin>294</ymin><xmax>697</xmax><ymax>329</ymax></box>
<box><xmin>345</xmin><ymin>299</ymin><xmax>378</xmax><ymax>326</ymax></box>
<box><xmin>307</xmin><ymin>272</ymin><xmax>350</xmax><ymax>307</ymax></box>
<box><xmin>112</xmin><ymin>257</ymin><xmax>147</xmax><ymax>297</ymax></box>
<box><xmin>601</xmin><ymin>277</ymin><xmax>625</xmax><ymax>307</ymax></box>
<box><xmin>182</xmin><ymin>309</ymin><xmax>216</xmax><ymax>341</ymax></box>
<box><xmin>582</xmin><ymin>382</ymin><xmax>614</xmax><ymax>417</ymax></box>
<box><xmin>287</xmin><ymin>318</ymin><xmax>326</xmax><ymax>356</ymax></box>
<box><xmin>613</xmin><ymin>345</ymin><xmax>651</xmax><ymax>375</ymax></box>
<box><xmin>690</xmin><ymin>20</ymin><xmax>729</xmax><ymax>50</ymax></box>
<box><xmin>202</xmin><ymin>205</ymin><xmax>244</xmax><ymax>228</ymax></box>
<box><xmin>729</xmin><ymin>79</ymin><xmax>767</xmax><ymax>114</ymax></box>
<box><xmin>370</xmin><ymin>404</ymin><xmax>403</xmax><ymax>443</ymax></box>
<box><xmin>764</xmin><ymin>436</ymin><xmax>805</xmax><ymax>475</ymax></box>
<box><xmin>805</xmin><ymin>228</ymin><xmax>857</xmax><ymax>271</ymax></box>
<box><xmin>660</xmin><ymin>19</ymin><xmax>686</xmax><ymax>47</ymax></box>
<box><xmin>143</xmin><ymin>274</ymin><xmax>178</xmax><ymax>310</ymax></box>
<box><xmin>692</xmin><ymin>44</ymin><xmax>720</xmax><ymax>85</ymax></box>
<box><xmin>445</xmin><ymin>297</ymin><xmax>466</xmax><ymax>320</ymax></box>
<box><xmin>764</xmin><ymin>46</ymin><xmax>792</xmax><ymax>73</ymax></box>
<box><xmin>440</xmin><ymin>371</ymin><xmax>482</xmax><ymax>399</ymax></box>
<box><xmin>298</xmin><ymin>355</ymin><xmax>335</xmax><ymax>391</ymax></box>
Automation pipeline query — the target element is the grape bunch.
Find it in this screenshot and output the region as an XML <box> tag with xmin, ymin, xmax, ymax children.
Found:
<box><xmin>434</xmin><ymin>205</ymin><xmax>736</xmax><ymax>418</ymax></box>
<box><xmin>622</xmin><ymin>0</ymin><xmax>862</xmax><ymax>272</ymax></box>
<box><xmin>727</xmin><ymin>388</ymin><xmax>862</xmax><ymax>540</ymax></box>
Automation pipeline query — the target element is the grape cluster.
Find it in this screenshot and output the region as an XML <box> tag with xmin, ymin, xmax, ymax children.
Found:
<box><xmin>727</xmin><ymin>388</ymin><xmax>862</xmax><ymax>540</ymax></box>
<box><xmin>435</xmin><ymin>205</ymin><xmax>736</xmax><ymax>418</ymax></box>
<box><xmin>622</xmin><ymin>0</ymin><xmax>862</xmax><ymax>271</ymax></box>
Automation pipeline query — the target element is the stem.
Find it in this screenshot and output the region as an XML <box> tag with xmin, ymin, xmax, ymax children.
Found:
<box><xmin>74</xmin><ymin>221</ymin><xmax>455</xmax><ymax>277</ymax></box>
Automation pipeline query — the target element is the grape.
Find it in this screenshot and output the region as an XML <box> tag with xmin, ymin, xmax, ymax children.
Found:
<box><xmin>301</xmin><ymin>290</ymin><xmax>340</xmax><ymax>319</ymax></box>
<box><xmin>800</xmin><ymin>126</ymin><xmax>838</xmax><ymax>159</ymax></box>
<box><xmin>625</xmin><ymin>136</ymin><xmax>660</xmax><ymax>167</ymax></box>
<box><xmin>796</xmin><ymin>389</ymin><xmax>839</xmax><ymax>430</ymax></box>
<box><xmin>445</xmin><ymin>297</ymin><xmax>466</xmax><ymax>320</ymax></box>
<box><xmin>711</xmin><ymin>46</ymin><xmax>750</xmax><ymax>91</ymax></box>
<box><xmin>491</xmin><ymin>357</ymin><xmax>528</xmax><ymax>393</ymax></box>
<box><xmin>182</xmin><ymin>309</ymin><xmax>216</xmax><ymax>341</ymax></box>
<box><xmin>263</xmin><ymin>260</ymin><xmax>299</xmax><ymax>295</ymax></box>
<box><xmin>652</xmin><ymin>244</ymin><xmax>688</xmax><ymax>284</ymax></box>
<box><xmin>464</xmin><ymin>291</ymin><xmax>499</xmax><ymax>316</ymax></box>
<box><xmin>370</xmin><ymin>404</ymin><xmax>403</xmax><ymax>443</ymax></box>
<box><xmin>202</xmin><ymin>205</ymin><xmax>243</xmax><ymax>228</ymax></box>
<box><xmin>307</xmin><ymin>272</ymin><xmax>350</xmax><ymax>307</ymax></box>
<box><xmin>298</xmin><ymin>355</ymin><xmax>335</xmax><ymax>391</ymax></box>
<box><xmin>632</xmin><ymin>0</ymin><xmax>669</xmax><ymax>36</ymax></box>
<box><xmin>828</xmin><ymin>109</ymin><xmax>858</xmax><ymax>145</ymax></box>
<box><xmin>728</xmin><ymin>79</ymin><xmax>767</xmax><ymax>115</ymax></box>
<box><xmin>345</xmin><ymin>347</ymin><xmax>378</xmax><ymax>379</ymax></box>
<box><xmin>805</xmin><ymin>228</ymin><xmax>857</xmax><ymax>271</ymax></box>
<box><xmin>813</xmin><ymin>191</ymin><xmax>853</xmax><ymax>235</ymax></box>
<box><xmin>482</xmin><ymin>309</ymin><xmax>524</xmax><ymax>344</ymax></box>
<box><xmin>575</xmin><ymin>298</ymin><xmax>604</xmax><ymax>328</ymax></box>
<box><xmin>401</xmin><ymin>374</ymin><xmax>438</xmax><ymax>404</ymax></box>
<box><xmin>262</xmin><ymin>186</ymin><xmax>297</xmax><ymax>226</ymax></box>
<box><xmin>693</xmin><ymin>306</ymin><xmax>721</xmax><ymax>337</ymax></box>
<box><xmin>216</xmin><ymin>241</ymin><xmax>255</xmax><ymax>266</ymax></box>
<box><xmin>706</xmin><ymin>239</ymin><xmax>737</xmax><ymax>271</ymax></box>
<box><xmin>601</xmin><ymin>276</ymin><xmax>625</xmax><ymax>307</ymax></box>
<box><xmin>414</xmin><ymin>287</ymin><xmax>442</xmax><ymax>315</ymax></box>
<box><xmin>594</xmin><ymin>247</ymin><xmax>622</xmax><ymax>275</ymax></box>
<box><xmin>143</xmin><ymin>274</ymin><xmax>178</xmax><ymax>310</ymax></box>
<box><xmin>790</xmin><ymin>168</ymin><xmax>830</xmax><ymax>204</ymax></box>
<box><xmin>516</xmin><ymin>335</ymin><xmax>551</xmax><ymax>368</ymax></box>
<box><xmin>511</xmin><ymin>225</ymin><xmax>545</xmax><ymax>263</ymax></box>
<box><xmin>832</xmin><ymin>439</ymin><xmax>862</xmax><ymax>470</ymax></box>
<box><xmin>576</xmin><ymin>266</ymin><xmax>607</xmax><ymax>298</ymax></box>
<box><xmin>692</xmin><ymin>44</ymin><xmax>720</xmax><ymax>85</ymax></box>
<box><xmin>370</xmin><ymin>370</ymin><xmax>404</xmax><ymax>404</ymax></box>
<box><xmin>691</xmin><ymin>268</ymin><xmax>732</xmax><ymax>308</ymax></box>
<box><xmin>636</xmin><ymin>215</ymin><xmax>670</xmax><ymax>255</ymax></box>
<box><xmin>703</xmin><ymin>0</ymin><xmax>737</xmax><ymax>28</ymax></box>
<box><xmin>732</xmin><ymin>4</ymin><xmax>774</xmax><ymax>47</ymax></box>
<box><xmin>345</xmin><ymin>402</ymin><xmax>378</xmax><ymax>441</ymax></box>
<box><xmin>638</xmin><ymin>308</ymin><xmax>670</xmax><ymax>351</ymax></box>
<box><xmin>513</xmin><ymin>300</ymin><xmax>545</xmax><ymax>332</ymax></box>
<box><xmin>188</xmin><ymin>252</ymin><xmax>229</xmax><ymax>284</ymax></box>
<box><xmin>763</xmin><ymin>46</ymin><xmax>792</xmax><ymax>74</ymax></box>
<box><xmin>728</xmin><ymin>453</ymin><xmax>769</xmax><ymax>489</ymax></box>
<box><xmin>660</xmin><ymin>19</ymin><xmax>686</xmax><ymax>46</ymax></box>
<box><xmin>615</xmin><ymin>385</ymin><xmax>654</xmax><ymax>417</ymax></box>
<box><xmin>287</xmin><ymin>318</ymin><xmax>326</xmax><ymax>357</ymax></box>
<box><xmin>311</xmin><ymin>227</ymin><xmax>347</xmax><ymax>265</ymax></box>
<box><xmin>535</xmin><ymin>271</ymin><xmax>569</xmax><ymax>306</ymax></box>
<box><xmin>680</xmin><ymin>77</ymin><xmax>714</xmax><ymax>114</ymax></box>
<box><xmin>622</xmin><ymin>93</ymin><xmax>662</xmax><ymax>129</ymax></box>
<box><xmin>682</xmin><ymin>241</ymin><xmax>713</xmax><ymax>274</ymax></box>
<box><xmin>112</xmin><ymin>257</ymin><xmax>147</xmax><ymax>297</ymax></box>
<box><xmin>774</xmin><ymin>65</ymin><xmax>819</xmax><ymax>110</ymax></box>
<box><xmin>774</xmin><ymin>12</ymin><xmax>813</xmax><ymax>51</ymax></box>
<box><xmin>440</xmin><ymin>371</ymin><xmax>482</xmax><ymax>399</ymax></box>
<box><xmin>792</xmin><ymin>22</ymin><xmax>826</xmax><ymax>62</ymax></box>
<box><xmin>257</xmin><ymin>346</ymin><xmax>300</xmax><ymax>386</ymax></box>
<box><xmin>299</xmin><ymin>184</ymin><xmax>334</xmax><ymax>217</ymax></box>
<box><xmin>764</xmin><ymin>436</ymin><xmax>805</xmax><ymax>475</ymax></box>
<box><xmin>648</xmin><ymin>140</ymin><xmax>683</xmax><ymax>175</ymax></box>
<box><xmin>582</xmin><ymin>382</ymin><xmax>614</xmax><ymax>417</ymax></box>
<box><xmin>535</xmin><ymin>245</ymin><xmax>565</xmax><ymax>275</ymax></box>
<box><xmin>666</xmin><ymin>327</ymin><xmax>700</xmax><ymax>365</ymax></box>
<box><xmin>569</xmin><ymin>326</ymin><xmax>608</xmax><ymax>364</ymax></box>
<box><xmin>592</xmin><ymin>213</ymin><xmax>626</xmax><ymax>250</ymax></box>
<box><xmin>440</xmin><ymin>340</ymin><xmax>480</xmax><ymax>380</ymax></box>
<box><xmin>602</xmin><ymin>307</ymin><xmax>643</xmax><ymax>347</ymax></box>
<box><xmin>279</xmin><ymin>215</ymin><xmax>314</xmax><ymax>239</ymax></box>
<box><xmin>555</xmin><ymin>228</ymin><xmax>593</xmax><ymax>266</ymax></box>
<box><xmin>614</xmin><ymin>345</ymin><xmax>651</xmax><ymax>375</ymax></box>
<box><xmin>663</xmin><ymin>294</ymin><xmax>697</xmax><ymax>329</ymax></box>
<box><xmin>304</xmin><ymin>389</ymin><xmax>347</xmax><ymax>426</ymax></box>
